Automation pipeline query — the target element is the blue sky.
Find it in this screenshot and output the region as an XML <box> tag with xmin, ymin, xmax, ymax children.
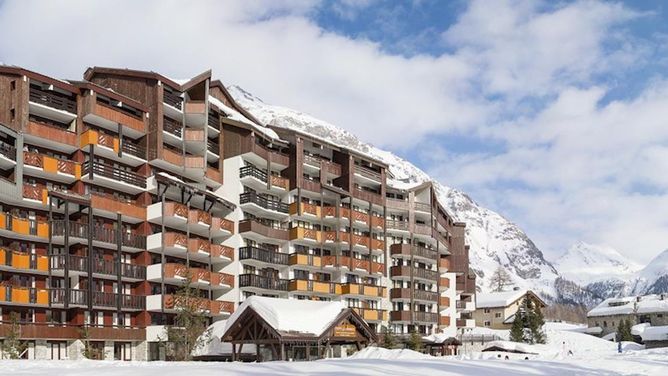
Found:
<box><xmin>0</xmin><ymin>0</ymin><xmax>667</xmax><ymax>263</ymax></box>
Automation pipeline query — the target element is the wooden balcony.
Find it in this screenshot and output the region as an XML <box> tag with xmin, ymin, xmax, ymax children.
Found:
<box><xmin>289</xmin><ymin>202</ymin><xmax>320</xmax><ymax>217</ymax></box>
<box><xmin>301</xmin><ymin>178</ymin><xmax>321</xmax><ymax>193</ymax></box>
<box><xmin>0</xmin><ymin>213</ymin><xmax>49</xmax><ymax>239</ymax></box>
<box><xmin>389</xmin><ymin>288</ymin><xmax>438</xmax><ymax>302</ymax></box>
<box><xmin>414</xmin><ymin>202</ymin><xmax>432</xmax><ymax>213</ymax></box>
<box><xmin>239</xmin><ymin>246</ymin><xmax>288</xmax><ymax>265</ymax></box>
<box><xmin>239</xmin><ymin>274</ymin><xmax>289</xmax><ymax>291</ymax></box>
<box><xmin>353</xmin><ymin>187</ymin><xmax>384</xmax><ymax>206</ymax></box>
<box><xmin>354</xmin><ymin>165</ymin><xmax>382</xmax><ymax>182</ymax></box>
<box><xmin>211</xmin><ymin>272</ymin><xmax>234</xmax><ymax>288</ymax></box>
<box><xmin>303</xmin><ymin>153</ymin><xmax>342</xmax><ymax>175</ymax></box>
<box><xmin>389</xmin><ymin>265</ymin><xmax>439</xmax><ymax>281</ymax></box>
<box><xmin>239</xmin><ymin>192</ymin><xmax>289</xmax><ymax>214</ymax></box>
<box><xmin>188</xmin><ymin>208</ymin><xmax>212</xmax><ymax>227</ymax></box>
<box><xmin>23</xmin><ymin>151</ymin><xmax>81</xmax><ymax>181</ymax></box>
<box><xmin>0</xmin><ymin>248</ymin><xmax>48</xmax><ymax>272</ymax></box>
<box><xmin>29</xmin><ymin>86</ymin><xmax>76</xmax><ymax>114</ymax></box>
<box><xmin>211</xmin><ymin>244</ymin><xmax>234</xmax><ymax>261</ymax></box>
<box><xmin>390</xmin><ymin>244</ymin><xmax>439</xmax><ymax>260</ymax></box>
<box><xmin>212</xmin><ymin>216</ymin><xmax>234</xmax><ymax>236</ymax></box>
<box><xmin>389</xmin><ymin>311</ymin><xmax>438</xmax><ymax>323</ymax></box>
<box><xmin>205</xmin><ymin>166</ymin><xmax>222</xmax><ymax>185</ymax></box>
<box><xmin>439</xmin><ymin>316</ymin><xmax>451</xmax><ymax>326</ymax></box>
<box><xmin>238</xmin><ymin>219</ymin><xmax>289</xmax><ymax>241</ymax></box>
<box><xmin>82</xmin><ymin>161</ymin><xmax>146</xmax><ymax>188</ymax></box>
<box><xmin>0</xmin><ymin>286</ymin><xmax>49</xmax><ymax>305</ymax></box>
<box><xmin>385</xmin><ymin>197</ymin><xmax>409</xmax><ymax>210</ymax></box>
<box><xmin>288</xmin><ymin>253</ymin><xmax>322</xmax><ymax>267</ymax></box>
<box><xmin>351</xmin><ymin>210</ymin><xmax>369</xmax><ymax>225</ymax></box>
<box><xmin>370</xmin><ymin>215</ymin><xmax>385</xmax><ymax>229</ymax></box>
<box><xmin>439</xmin><ymin>258</ymin><xmax>451</xmax><ymax>271</ymax></box>
<box><xmin>25</xmin><ymin>120</ymin><xmax>77</xmax><ymax>148</ymax></box>
<box><xmin>91</xmin><ymin>192</ymin><xmax>146</xmax><ymax>220</ymax></box>
<box><xmin>439</xmin><ymin>277</ymin><xmax>450</xmax><ymax>289</ymax></box>
<box><xmin>210</xmin><ymin>300</ymin><xmax>235</xmax><ymax>316</ymax></box>
<box><xmin>0</xmin><ymin>324</ymin><xmax>145</xmax><ymax>341</ymax></box>
<box><xmin>414</xmin><ymin>224</ymin><xmax>432</xmax><ymax>236</ymax></box>
<box><xmin>439</xmin><ymin>296</ymin><xmax>450</xmax><ymax>307</ymax></box>
<box><xmin>49</xmin><ymin>254</ymin><xmax>145</xmax><ymax>280</ymax></box>
<box><xmin>352</xmin><ymin>308</ymin><xmax>387</xmax><ymax>322</ymax></box>
<box><xmin>271</xmin><ymin>175</ymin><xmax>289</xmax><ymax>190</ymax></box>
<box><xmin>321</xmin><ymin>255</ymin><xmax>384</xmax><ymax>275</ymax></box>
<box><xmin>22</xmin><ymin>184</ymin><xmax>47</xmax><ymax>204</ymax></box>
<box><xmin>85</xmin><ymin>101</ymin><xmax>145</xmax><ymax>134</ymax></box>
<box><xmin>289</xmin><ymin>227</ymin><xmax>322</xmax><ymax>242</ymax></box>
<box><xmin>370</xmin><ymin>238</ymin><xmax>385</xmax><ymax>251</ymax></box>
<box><xmin>340</xmin><ymin>283</ymin><xmax>385</xmax><ymax>298</ymax></box>
<box><xmin>184</xmin><ymin>101</ymin><xmax>205</xmax><ymax>115</ymax></box>
<box><xmin>289</xmin><ymin>279</ymin><xmax>338</xmax><ymax>294</ymax></box>
<box><xmin>163</xmin><ymin>148</ymin><xmax>204</xmax><ymax>169</ymax></box>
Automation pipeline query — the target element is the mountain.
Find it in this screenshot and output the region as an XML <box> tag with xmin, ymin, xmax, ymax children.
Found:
<box><xmin>228</xmin><ymin>85</ymin><xmax>566</xmax><ymax>300</ymax></box>
<box><xmin>630</xmin><ymin>249</ymin><xmax>668</xmax><ymax>295</ymax></box>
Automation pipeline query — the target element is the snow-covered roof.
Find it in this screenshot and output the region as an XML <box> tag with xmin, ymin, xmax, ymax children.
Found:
<box><xmin>223</xmin><ymin>296</ymin><xmax>347</xmax><ymax>336</ymax></box>
<box><xmin>209</xmin><ymin>95</ymin><xmax>281</xmax><ymax>141</ymax></box>
<box><xmin>588</xmin><ymin>294</ymin><xmax>668</xmax><ymax>317</ymax></box>
<box><xmin>476</xmin><ymin>290</ymin><xmax>529</xmax><ymax>308</ymax></box>
<box><xmin>482</xmin><ymin>341</ymin><xmax>540</xmax><ymax>354</ymax></box>
<box><xmin>639</xmin><ymin>326</ymin><xmax>668</xmax><ymax>342</ymax></box>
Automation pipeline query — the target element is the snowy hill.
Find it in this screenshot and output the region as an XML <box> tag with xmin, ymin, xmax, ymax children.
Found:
<box><xmin>554</xmin><ymin>242</ymin><xmax>641</xmax><ymax>286</ymax></box>
<box><xmin>228</xmin><ymin>85</ymin><xmax>566</xmax><ymax>300</ymax></box>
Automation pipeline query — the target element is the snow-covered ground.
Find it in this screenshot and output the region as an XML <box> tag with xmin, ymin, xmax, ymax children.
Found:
<box><xmin>4</xmin><ymin>323</ymin><xmax>667</xmax><ymax>375</ymax></box>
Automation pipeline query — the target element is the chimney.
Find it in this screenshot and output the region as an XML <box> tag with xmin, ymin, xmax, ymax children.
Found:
<box><xmin>513</xmin><ymin>287</ymin><xmax>520</xmax><ymax>291</ymax></box>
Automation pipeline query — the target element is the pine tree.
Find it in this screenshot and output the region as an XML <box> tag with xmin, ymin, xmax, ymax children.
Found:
<box><xmin>1</xmin><ymin>312</ymin><xmax>27</xmax><ymax>359</ymax></box>
<box><xmin>526</xmin><ymin>299</ymin><xmax>546</xmax><ymax>344</ymax></box>
<box><xmin>509</xmin><ymin>310</ymin><xmax>526</xmax><ymax>343</ymax></box>
<box><xmin>406</xmin><ymin>330</ymin><xmax>423</xmax><ymax>352</ymax></box>
<box><xmin>165</xmin><ymin>268</ymin><xmax>212</xmax><ymax>361</ymax></box>
<box><xmin>380</xmin><ymin>326</ymin><xmax>397</xmax><ymax>349</ymax></box>
<box><xmin>617</xmin><ymin>319</ymin><xmax>633</xmax><ymax>342</ymax></box>
<box><xmin>80</xmin><ymin>325</ymin><xmax>105</xmax><ymax>360</ymax></box>
<box><xmin>489</xmin><ymin>266</ymin><xmax>514</xmax><ymax>292</ymax></box>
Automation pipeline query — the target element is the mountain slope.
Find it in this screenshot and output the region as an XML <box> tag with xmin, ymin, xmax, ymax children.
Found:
<box><xmin>554</xmin><ymin>242</ymin><xmax>642</xmax><ymax>286</ymax></box>
<box><xmin>228</xmin><ymin>85</ymin><xmax>563</xmax><ymax>299</ymax></box>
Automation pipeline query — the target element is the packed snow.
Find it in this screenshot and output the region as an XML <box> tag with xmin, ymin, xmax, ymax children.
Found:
<box><xmin>347</xmin><ymin>347</ymin><xmax>432</xmax><ymax>360</ymax></box>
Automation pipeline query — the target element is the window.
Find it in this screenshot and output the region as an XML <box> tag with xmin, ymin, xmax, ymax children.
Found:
<box><xmin>483</xmin><ymin>308</ymin><xmax>490</xmax><ymax>313</ymax></box>
<box><xmin>495</xmin><ymin>312</ymin><xmax>502</xmax><ymax>318</ymax></box>
<box><xmin>484</xmin><ymin>321</ymin><xmax>491</xmax><ymax>327</ymax></box>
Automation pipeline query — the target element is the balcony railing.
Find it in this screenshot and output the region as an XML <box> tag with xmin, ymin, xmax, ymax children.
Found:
<box><xmin>239</xmin><ymin>246</ymin><xmax>289</xmax><ymax>265</ymax></box>
<box><xmin>390</xmin><ymin>265</ymin><xmax>439</xmax><ymax>281</ymax></box>
<box><xmin>239</xmin><ymin>192</ymin><xmax>289</xmax><ymax>213</ymax></box>
<box><xmin>163</xmin><ymin>90</ymin><xmax>183</xmax><ymax>110</ymax></box>
<box><xmin>51</xmin><ymin>221</ymin><xmax>146</xmax><ymax>249</ymax></box>
<box><xmin>0</xmin><ymin>140</ymin><xmax>16</xmax><ymax>160</ymax></box>
<box><xmin>386</xmin><ymin>220</ymin><xmax>409</xmax><ymax>231</ymax></box>
<box><xmin>354</xmin><ymin>165</ymin><xmax>382</xmax><ymax>181</ymax></box>
<box><xmin>163</xmin><ymin>117</ymin><xmax>183</xmax><ymax>137</ymax></box>
<box><xmin>207</xmin><ymin>140</ymin><xmax>220</xmax><ymax>155</ymax></box>
<box><xmin>239</xmin><ymin>164</ymin><xmax>267</xmax><ymax>182</ymax></box>
<box><xmin>48</xmin><ymin>288</ymin><xmax>144</xmax><ymax>310</ymax></box>
<box><xmin>121</xmin><ymin>140</ymin><xmax>146</xmax><ymax>159</ymax></box>
<box><xmin>82</xmin><ymin>161</ymin><xmax>146</xmax><ymax>188</ymax></box>
<box><xmin>239</xmin><ymin>274</ymin><xmax>289</xmax><ymax>291</ymax></box>
<box><xmin>29</xmin><ymin>86</ymin><xmax>76</xmax><ymax>113</ymax></box>
<box><xmin>414</xmin><ymin>202</ymin><xmax>432</xmax><ymax>212</ymax></box>
<box><xmin>238</xmin><ymin>219</ymin><xmax>289</xmax><ymax>241</ymax></box>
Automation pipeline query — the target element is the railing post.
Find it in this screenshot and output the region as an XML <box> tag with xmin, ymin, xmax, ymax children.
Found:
<box><xmin>116</xmin><ymin>212</ymin><xmax>123</xmax><ymax>313</ymax></box>
<box><xmin>64</xmin><ymin>201</ymin><xmax>70</xmax><ymax>309</ymax></box>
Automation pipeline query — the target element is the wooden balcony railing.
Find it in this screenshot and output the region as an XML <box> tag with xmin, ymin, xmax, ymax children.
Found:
<box><xmin>353</xmin><ymin>187</ymin><xmax>384</xmax><ymax>206</ymax></box>
<box><xmin>239</xmin><ymin>192</ymin><xmax>289</xmax><ymax>213</ymax></box>
<box><xmin>82</xmin><ymin>161</ymin><xmax>146</xmax><ymax>188</ymax></box>
<box><xmin>238</xmin><ymin>219</ymin><xmax>289</xmax><ymax>241</ymax></box>
<box><xmin>414</xmin><ymin>202</ymin><xmax>432</xmax><ymax>212</ymax></box>
<box><xmin>239</xmin><ymin>274</ymin><xmax>289</xmax><ymax>291</ymax></box>
<box><xmin>390</xmin><ymin>244</ymin><xmax>438</xmax><ymax>260</ymax></box>
<box><xmin>386</xmin><ymin>220</ymin><xmax>409</xmax><ymax>231</ymax></box>
<box><xmin>50</xmin><ymin>221</ymin><xmax>146</xmax><ymax>249</ymax></box>
<box><xmin>0</xmin><ymin>140</ymin><xmax>16</xmax><ymax>161</ymax></box>
<box><xmin>354</xmin><ymin>165</ymin><xmax>382</xmax><ymax>181</ymax></box>
<box><xmin>25</xmin><ymin>120</ymin><xmax>77</xmax><ymax>147</ymax></box>
<box><xmin>239</xmin><ymin>246</ymin><xmax>289</xmax><ymax>265</ymax></box>
<box><xmin>23</xmin><ymin>151</ymin><xmax>80</xmax><ymax>177</ymax></box>
<box><xmin>163</xmin><ymin>90</ymin><xmax>183</xmax><ymax>110</ymax></box>
<box><xmin>29</xmin><ymin>86</ymin><xmax>76</xmax><ymax>113</ymax></box>
<box><xmin>163</xmin><ymin>116</ymin><xmax>182</xmax><ymax>137</ymax></box>
<box><xmin>389</xmin><ymin>265</ymin><xmax>439</xmax><ymax>281</ymax></box>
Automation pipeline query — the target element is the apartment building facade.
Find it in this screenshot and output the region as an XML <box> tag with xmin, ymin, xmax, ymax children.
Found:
<box><xmin>0</xmin><ymin>66</ymin><xmax>475</xmax><ymax>361</ymax></box>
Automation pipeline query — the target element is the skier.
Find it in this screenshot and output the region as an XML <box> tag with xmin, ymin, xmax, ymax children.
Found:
<box><xmin>617</xmin><ymin>341</ymin><xmax>622</xmax><ymax>354</ymax></box>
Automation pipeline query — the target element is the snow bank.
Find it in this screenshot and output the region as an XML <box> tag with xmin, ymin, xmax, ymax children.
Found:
<box><xmin>639</xmin><ymin>326</ymin><xmax>668</xmax><ymax>341</ymax></box>
<box><xmin>346</xmin><ymin>346</ymin><xmax>432</xmax><ymax>360</ymax></box>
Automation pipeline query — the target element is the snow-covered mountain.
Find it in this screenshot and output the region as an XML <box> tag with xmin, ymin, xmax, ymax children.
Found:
<box><xmin>554</xmin><ymin>242</ymin><xmax>642</xmax><ymax>286</ymax></box>
<box><xmin>227</xmin><ymin>85</ymin><xmax>667</xmax><ymax>305</ymax></box>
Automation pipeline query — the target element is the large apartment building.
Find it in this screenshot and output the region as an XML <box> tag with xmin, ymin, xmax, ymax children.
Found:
<box><xmin>0</xmin><ymin>66</ymin><xmax>475</xmax><ymax>361</ymax></box>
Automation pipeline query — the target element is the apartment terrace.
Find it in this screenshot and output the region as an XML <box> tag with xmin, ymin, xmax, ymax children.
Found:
<box><xmin>23</xmin><ymin>151</ymin><xmax>81</xmax><ymax>183</ymax></box>
<box><xmin>81</xmin><ymin>93</ymin><xmax>146</xmax><ymax>138</ymax></box>
<box><xmin>24</xmin><ymin>118</ymin><xmax>78</xmax><ymax>153</ymax></box>
<box><xmin>0</xmin><ymin>323</ymin><xmax>145</xmax><ymax>341</ymax></box>
<box><xmin>49</xmin><ymin>254</ymin><xmax>146</xmax><ymax>281</ymax></box>
<box><xmin>238</xmin><ymin>219</ymin><xmax>289</xmax><ymax>243</ymax></box>
<box><xmin>90</xmin><ymin>192</ymin><xmax>146</xmax><ymax>222</ymax></box>
<box><xmin>322</xmin><ymin>255</ymin><xmax>384</xmax><ymax>275</ymax></box>
<box><xmin>80</xmin><ymin>129</ymin><xmax>146</xmax><ymax>166</ymax></box>
<box><xmin>82</xmin><ymin>160</ymin><xmax>147</xmax><ymax>193</ymax></box>
<box><xmin>390</xmin><ymin>288</ymin><xmax>439</xmax><ymax>302</ymax></box>
<box><xmin>389</xmin><ymin>311</ymin><xmax>439</xmax><ymax>323</ymax></box>
<box><xmin>147</xmin><ymin>201</ymin><xmax>234</xmax><ymax>238</ymax></box>
<box><xmin>0</xmin><ymin>139</ymin><xmax>16</xmax><ymax>167</ymax></box>
<box><xmin>149</xmin><ymin>294</ymin><xmax>233</xmax><ymax>316</ymax></box>
<box><xmin>50</xmin><ymin>220</ymin><xmax>146</xmax><ymax>251</ymax></box>
<box><xmin>303</xmin><ymin>153</ymin><xmax>342</xmax><ymax>175</ymax></box>
<box><xmin>390</xmin><ymin>265</ymin><xmax>439</xmax><ymax>281</ymax></box>
<box><xmin>238</xmin><ymin>273</ymin><xmax>289</xmax><ymax>292</ymax></box>
<box><xmin>0</xmin><ymin>247</ymin><xmax>48</xmax><ymax>273</ymax></box>
<box><xmin>0</xmin><ymin>212</ymin><xmax>49</xmax><ymax>240</ymax></box>
<box><xmin>239</xmin><ymin>191</ymin><xmax>289</xmax><ymax>219</ymax></box>
<box><xmin>49</xmin><ymin>288</ymin><xmax>145</xmax><ymax>310</ymax></box>
<box><xmin>238</xmin><ymin>246</ymin><xmax>289</xmax><ymax>267</ymax></box>
<box><xmin>239</xmin><ymin>164</ymin><xmax>289</xmax><ymax>192</ymax></box>
<box><xmin>28</xmin><ymin>84</ymin><xmax>77</xmax><ymax>119</ymax></box>
<box><xmin>0</xmin><ymin>286</ymin><xmax>49</xmax><ymax>305</ymax></box>
<box><xmin>390</xmin><ymin>243</ymin><xmax>439</xmax><ymax>261</ymax></box>
<box><xmin>353</xmin><ymin>307</ymin><xmax>388</xmax><ymax>322</ymax></box>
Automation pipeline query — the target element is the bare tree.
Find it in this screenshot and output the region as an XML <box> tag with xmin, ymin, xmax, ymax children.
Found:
<box><xmin>489</xmin><ymin>266</ymin><xmax>514</xmax><ymax>292</ymax></box>
<box><xmin>1</xmin><ymin>312</ymin><xmax>27</xmax><ymax>359</ymax></box>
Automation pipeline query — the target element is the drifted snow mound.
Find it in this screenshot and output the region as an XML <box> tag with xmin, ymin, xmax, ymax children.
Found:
<box><xmin>346</xmin><ymin>346</ymin><xmax>433</xmax><ymax>360</ymax></box>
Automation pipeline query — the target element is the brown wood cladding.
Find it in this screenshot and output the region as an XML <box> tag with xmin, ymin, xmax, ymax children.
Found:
<box><xmin>238</xmin><ymin>220</ymin><xmax>289</xmax><ymax>241</ymax></box>
<box><xmin>26</xmin><ymin>120</ymin><xmax>77</xmax><ymax>146</ymax></box>
<box><xmin>0</xmin><ymin>324</ymin><xmax>146</xmax><ymax>341</ymax></box>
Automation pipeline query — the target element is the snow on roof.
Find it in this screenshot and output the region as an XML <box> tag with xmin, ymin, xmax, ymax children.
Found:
<box><xmin>209</xmin><ymin>95</ymin><xmax>281</xmax><ymax>141</ymax></box>
<box><xmin>476</xmin><ymin>290</ymin><xmax>528</xmax><ymax>308</ymax></box>
<box><xmin>588</xmin><ymin>294</ymin><xmax>668</xmax><ymax>317</ymax></box>
<box><xmin>639</xmin><ymin>326</ymin><xmax>668</xmax><ymax>342</ymax></box>
<box><xmin>224</xmin><ymin>296</ymin><xmax>347</xmax><ymax>336</ymax></box>
<box><xmin>482</xmin><ymin>340</ymin><xmax>540</xmax><ymax>354</ymax></box>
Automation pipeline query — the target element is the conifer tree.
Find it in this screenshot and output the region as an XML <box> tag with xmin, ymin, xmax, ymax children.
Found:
<box><xmin>527</xmin><ymin>299</ymin><xmax>546</xmax><ymax>344</ymax></box>
<box><xmin>381</xmin><ymin>326</ymin><xmax>397</xmax><ymax>349</ymax></box>
<box><xmin>489</xmin><ymin>266</ymin><xmax>514</xmax><ymax>292</ymax></box>
<box><xmin>1</xmin><ymin>312</ymin><xmax>27</xmax><ymax>359</ymax></box>
<box><xmin>617</xmin><ymin>319</ymin><xmax>634</xmax><ymax>342</ymax></box>
<box><xmin>406</xmin><ymin>329</ymin><xmax>423</xmax><ymax>352</ymax></box>
<box><xmin>509</xmin><ymin>310</ymin><xmax>526</xmax><ymax>343</ymax></box>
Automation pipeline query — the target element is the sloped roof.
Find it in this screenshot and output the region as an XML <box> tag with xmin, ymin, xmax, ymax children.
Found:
<box><xmin>223</xmin><ymin>296</ymin><xmax>348</xmax><ymax>337</ymax></box>
<box><xmin>588</xmin><ymin>294</ymin><xmax>668</xmax><ymax>317</ymax></box>
<box><xmin>476</xmin><ymin>289</ymin><xmax>539</xmax><ymax>308</ymax></box>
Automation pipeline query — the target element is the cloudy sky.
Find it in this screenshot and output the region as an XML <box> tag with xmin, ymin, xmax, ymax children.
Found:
<box><xmin>1</xmin><ymin>0</ymin><xmax>667</xmax><ymax>263</ymax></box>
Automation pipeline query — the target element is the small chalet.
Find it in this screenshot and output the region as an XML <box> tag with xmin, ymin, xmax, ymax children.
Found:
<box><xmin>473</xmin><ymin>289</ymin><xmax>547</xmax><ymax>329</ymax></box>
<box><xmin>221</xmin><ymin>296</ymin><xmax>378</xmax><ymax>361</ymax></box>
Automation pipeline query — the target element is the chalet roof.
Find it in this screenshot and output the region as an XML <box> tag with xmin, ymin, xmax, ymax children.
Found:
<box><xmin>68</xmin><ymin>80</ymin><xmax>149</xmax><ymax>112</ymax></box>
<box><xmin>476</xmin><ymin>289</ymin><xmax>545</xmax><ymax>309</ymax></box>
<box><xmin>224</xmin><ymin>296</ymin><xmax>348</xmax><ymax>337</ymax></box>
<box><xmin>588</xmin><ymin>294</ymin><xmax>668</xmax><ymax>317</ymax></box>
<box><xmin>0</xmin><ymin>65</ymin><xmax>78</xmax><ymax>93</ymax></box>
<box><xmin>83</xmin><ymin>66</ymin><xmax>210</xmax><ymax>91</ymax></box>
